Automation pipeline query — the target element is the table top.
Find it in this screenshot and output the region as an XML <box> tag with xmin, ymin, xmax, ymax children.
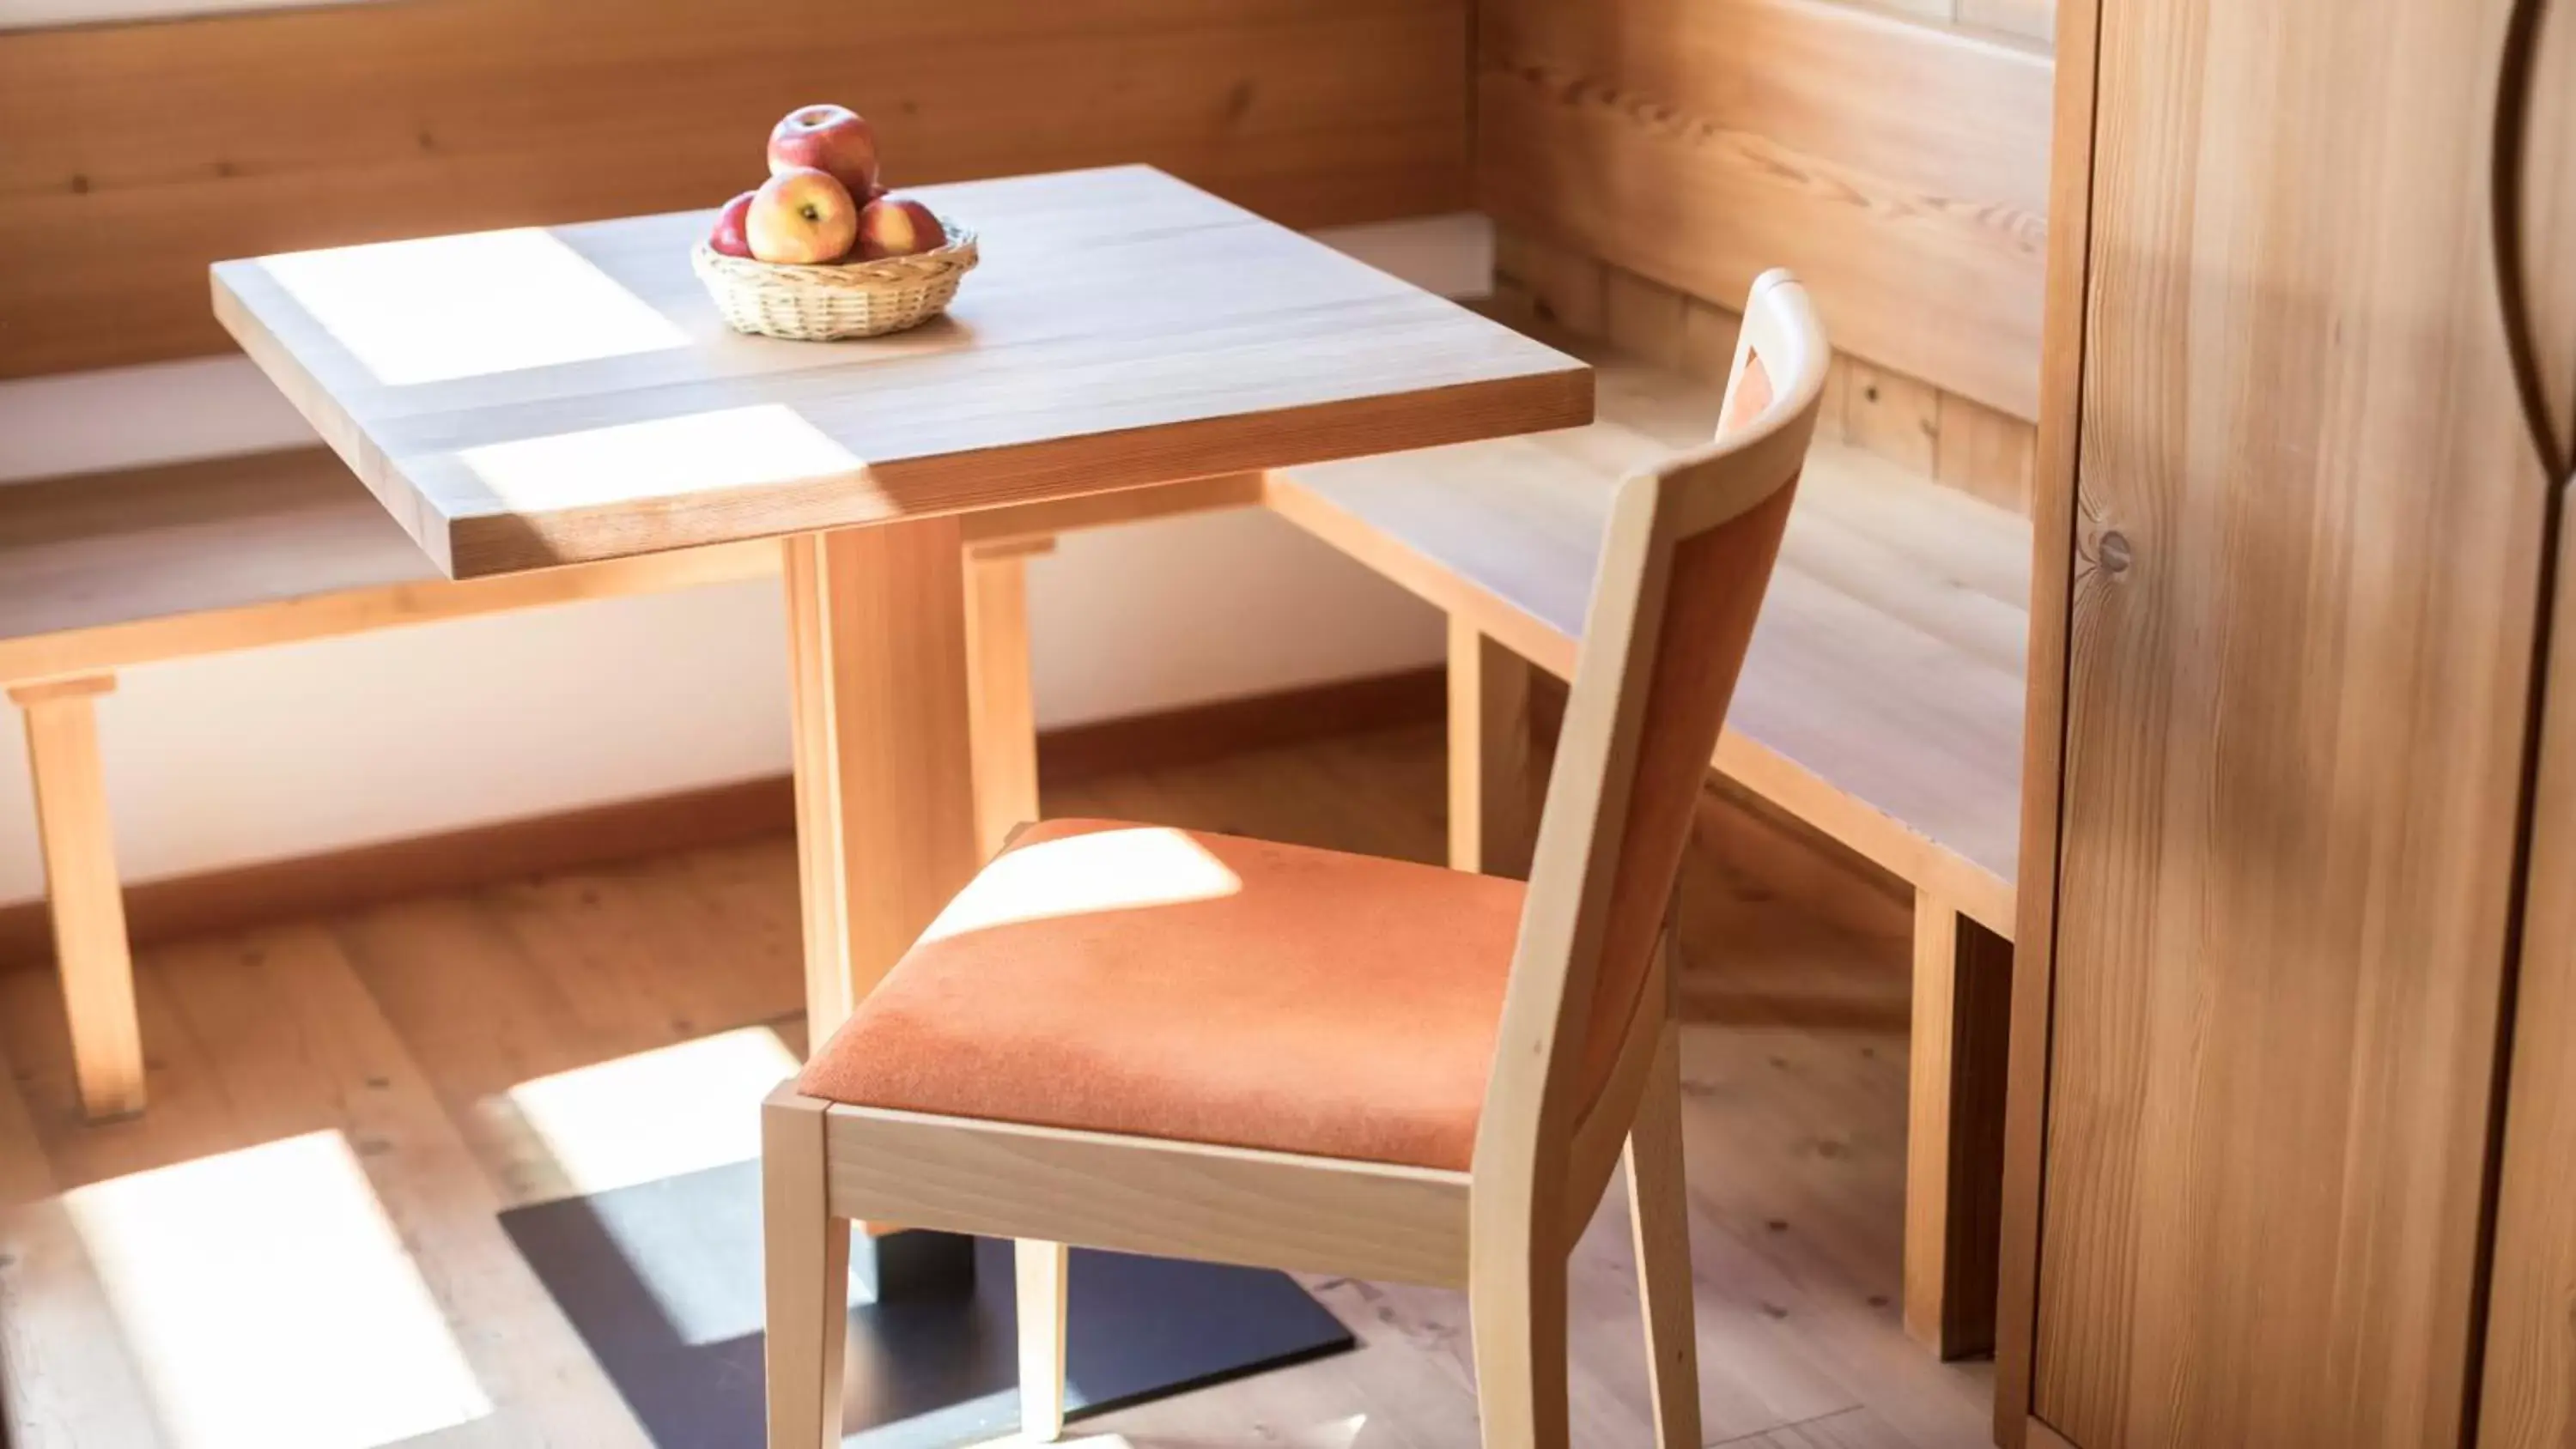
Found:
<box><xmin>211</xmin><ymin>166</ymin><xmax>1592</xmax><ymax>579</ymax></box>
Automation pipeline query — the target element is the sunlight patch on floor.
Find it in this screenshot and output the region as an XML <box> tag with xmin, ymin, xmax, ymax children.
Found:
<box><xmin>64</xmin><ymin>1129</ymin><xmax>490</xmax><ymax>1449</ymax></box>
<box><xmin>506</xmin><ymin>1024</ymin><xmax>801</xmax><ymax>1197</ymax></box>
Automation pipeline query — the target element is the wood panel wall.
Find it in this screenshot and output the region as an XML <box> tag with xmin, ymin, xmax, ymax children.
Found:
<box><xmin>1496</xmin><ymin>224</ymin><xmax>2039</xmax><ymax>514</ymax></box>
<box><xmin>2027</xmin><ymin>0</ymin><xmax>2576</xmax><ymax>1442</ymax></box>
<box><xmin>1473</xmin><ymin>0</ymin><xmax>2052</xmax><ymax>421</ymax></box>
<box><xmin>0</xmin><ymin>0</ymin><xmax>1467</xmax><ymax>379</ymax></box>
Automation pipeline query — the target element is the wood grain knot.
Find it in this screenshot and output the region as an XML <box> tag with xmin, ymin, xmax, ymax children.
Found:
<box><xmin>2099</xmin><ymin>530</ymin><xmax>2133</xmax><ymax>574</ymax></box>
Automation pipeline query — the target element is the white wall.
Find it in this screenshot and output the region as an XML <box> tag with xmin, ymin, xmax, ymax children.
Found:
<box><xmin>0</xmin><ymin>217</ymin><xmax>1492</xmax><ymax>907</ymax></box>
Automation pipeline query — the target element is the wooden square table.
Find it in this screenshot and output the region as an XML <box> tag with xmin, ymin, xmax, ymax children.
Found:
<box><xmin>212</xmin><ymin>163</ymin><xmax>1590</xmax><ymax>1443</ymax></box>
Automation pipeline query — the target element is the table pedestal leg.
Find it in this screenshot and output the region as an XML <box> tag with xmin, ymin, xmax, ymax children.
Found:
<box><xmin>784</xmin><ymin>520</ymin><xmax>985</xmax><ymax>1295</ymax></box>
<box><xmin>782</xmin><ymin>521</ymin><xmax>983</xmax><ymax>1044</ymax></box>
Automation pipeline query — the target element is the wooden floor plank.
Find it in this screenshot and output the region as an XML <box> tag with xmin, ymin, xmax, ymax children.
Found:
<box><xmin>183</xmin><ymin>923</ymin><xmax>646</xmax><ymax>1445</ymax></box>
<box><xmin>3</xmin><ymin>925</ymin><xmax>646</xmax><ymax>1447</ymax></box>
<box><xmin>1564</xmin><ymin>1173</ymin><xmax>1860</xmax><ymax>1441</ymax></box>
<box><xmin>328</xmin><ymin>894</ymin><xmax>622</xmax><ymax>1210</ymax></box>
<box><xmin>0</xmin><ymin>1026</ymin><xmax>163</xmax><ymax>1448</ymax></box>
<box><xmin>0</xmin><ymin>944</ymin><xmax>235</xmax><ymax>1192</ymax></box>
<box><xmin>1674</xmin><ymin>1021</ymin><xmax>1996</xmax><ymax>1449</ymax></box>
<box><xmin>1721</xmin><ymin>1404</ymin><xmax>1931</xmax><ymax>1447</ymax></box>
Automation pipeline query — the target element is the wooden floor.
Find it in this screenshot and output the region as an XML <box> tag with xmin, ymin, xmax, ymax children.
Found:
<box><xmin>0</xmin><ymin>723</ymin><xmax>1992</xmax><ymax>1449</ymax></box>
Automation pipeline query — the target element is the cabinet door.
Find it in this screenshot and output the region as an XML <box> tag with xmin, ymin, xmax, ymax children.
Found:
<box><xmin>2032</xmin><ymin>0</ymin><xmax>2569</xmax><ymax>1444</ymax></box>
<box><xmin>2474</xmin><ymin>3</ymin><xmax>2576</xmax><ymax>1440</ymax></box>
<box><xmin>2482</xmin><ymin>532</ymin><xmax>2576</xmax><ymax>1449</ymax></box>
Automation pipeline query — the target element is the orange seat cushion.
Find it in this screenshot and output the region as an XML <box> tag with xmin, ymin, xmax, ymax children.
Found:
<box><xmin>795</xmin><ymin>819</ymin><xmax>1526</xmax><ymax>1171</ymax></box>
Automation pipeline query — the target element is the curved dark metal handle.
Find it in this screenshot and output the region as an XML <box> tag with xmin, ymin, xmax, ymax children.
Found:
<box><xmin>2493</xmin><ymin>0</ymin><xmax>2573</xmax><ymax>486</ymax></box>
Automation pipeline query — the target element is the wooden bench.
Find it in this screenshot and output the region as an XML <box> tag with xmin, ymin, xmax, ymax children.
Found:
<box><xmin>1265</xmin><ymin>334</ymin><xmax>2029</xmax><ymax>1359</ymax></box>
<box><xmin>0</xmin><ymin>446</ymin><xmax>1255</xmax><ymax>1122</ymax></box>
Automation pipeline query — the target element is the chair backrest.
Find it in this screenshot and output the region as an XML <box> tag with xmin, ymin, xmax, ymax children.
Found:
<box><xmin>1471</xmin><ymin>270</ymin><xmax>1831</xmax><ymax>1218</ymax></box>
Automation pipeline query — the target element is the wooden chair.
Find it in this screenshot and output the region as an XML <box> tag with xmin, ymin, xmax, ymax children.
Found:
<box><xmin>759</xmin><ymin>270</ymin><xmax>1830</xmax><ymax>1449</ymax></box>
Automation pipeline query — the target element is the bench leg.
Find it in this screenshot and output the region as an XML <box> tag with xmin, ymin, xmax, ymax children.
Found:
<box><xmin>1448</xmin><ymin>617</ymin><xmax>1534</xmax><ymax>877</ymax></box>
<box><xmin>1903</xmin><ymin>893</ymin><xmax>2012</xmax><ymax>1358</ymax></box>
<box><xmin>964</xmin><ymin>540</ymin><xmax>1049</xmax><ymax>862</ymax></box>
<box><xmin>9</xmin><ymin>676</ymin><xmax>144</xmax><ymax>1121</ymax></box>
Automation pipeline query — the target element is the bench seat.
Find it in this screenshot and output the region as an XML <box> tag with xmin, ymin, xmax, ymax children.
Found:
<box><xmin>1264</xmin><ymin>336</ymin><xmax>2030</xmax><ymax>1360</ymax></box>
<box><xmin>3</xmin><ymin>449</ymin><xmax>445</xmax><ymax>637</ymax></box>
<box><xmin>1267</xmin><ymin>344</ymin><xmax>2027</xmax><ymax>931</ymax></box>
<box><xmin>0</xmin><ymin>448</ymin><xmax>783</xmax><ymax>685</ymax></box>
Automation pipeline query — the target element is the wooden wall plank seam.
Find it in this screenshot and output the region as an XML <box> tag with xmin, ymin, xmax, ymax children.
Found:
<box><xmin>1474</xmin><ymin>0</ymin><xmax>2052</xmax><ymax>421</ymax></box>
<box><xmin>1498</xmin><ymin>225</ymin><xmax>2043</xmax><ymax>517</ymax></box>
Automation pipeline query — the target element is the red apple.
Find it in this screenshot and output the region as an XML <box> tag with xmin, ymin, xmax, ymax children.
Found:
<box><xmin>708</xmin><ymin>190</ymin><xmax>756</xmax><ymax>258</ymax></box>
<box><xmin>767</xmin><ymin>104</ymin><xmax>879</xmax><ymax>198</ymax></box>
<box><xmin>856</xmin><ymin>195</ymin><xmax>945</xmax><ymax>260</ymax></box>
<box><xmin>747</xmin><ymin>168</ymin><xmax>860</xmax><ymax>265</ymax></box>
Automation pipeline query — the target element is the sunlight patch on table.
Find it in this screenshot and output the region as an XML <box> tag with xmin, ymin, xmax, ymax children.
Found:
<box><xmin>456</xmin><ymin>403</ymin><xmax>864</xmax><ymax>513</ymax></box>
<box><xmin>920</xmin><ymin>827</ymin><xmax>1243</xmax><ymax>943</ymax></box>
<box><xmin>507</xmin><ymin>1024</ymin><xmax>801</xmax><ymax>1197</ymax></box>
<box><xmin>64</xmin><ymin>1130</ymin><xmax>490</xmax><ymax>1449</ymax></box>
<box><xmin>259</xmin><ymin>227</ymin><xmax>685</xmax><ymax>386</ymax></box>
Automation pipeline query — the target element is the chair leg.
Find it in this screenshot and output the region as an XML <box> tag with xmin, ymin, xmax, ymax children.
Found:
<box><xmin>1016</xmin><ymin>1238</ymin><xmax>1069</xmax><ymax>1441</ymax></box>
<box><xmin>763</xmin><ymin>1089</ymin><xmax>850</xmax><ymax>1449</ymax></box>
<box><xmin>1469</xmin><ymin>1233</ymin><xmax>1571</xmax><ymax>1449</ymax></box>
<box><xmin>1624</xmin><ymin>1023</ymin><xmax>1701</xmax><ymax>1449</ymax></box>
<box><xmin>1448</xmin><ymin>616</ymin><xmax>1534</xmax><ymax>878</ymax></box>
<box><xmin>10</xmin><ymin>676</ymin><xmax>144</xmax><ymax>1121</ymax></box>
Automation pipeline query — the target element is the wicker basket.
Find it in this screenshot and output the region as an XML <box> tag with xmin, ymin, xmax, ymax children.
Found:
<box><xmin>692</xmin><ymin>217</ymin><xmax>977</xmax><ymax>341</ymax></box>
